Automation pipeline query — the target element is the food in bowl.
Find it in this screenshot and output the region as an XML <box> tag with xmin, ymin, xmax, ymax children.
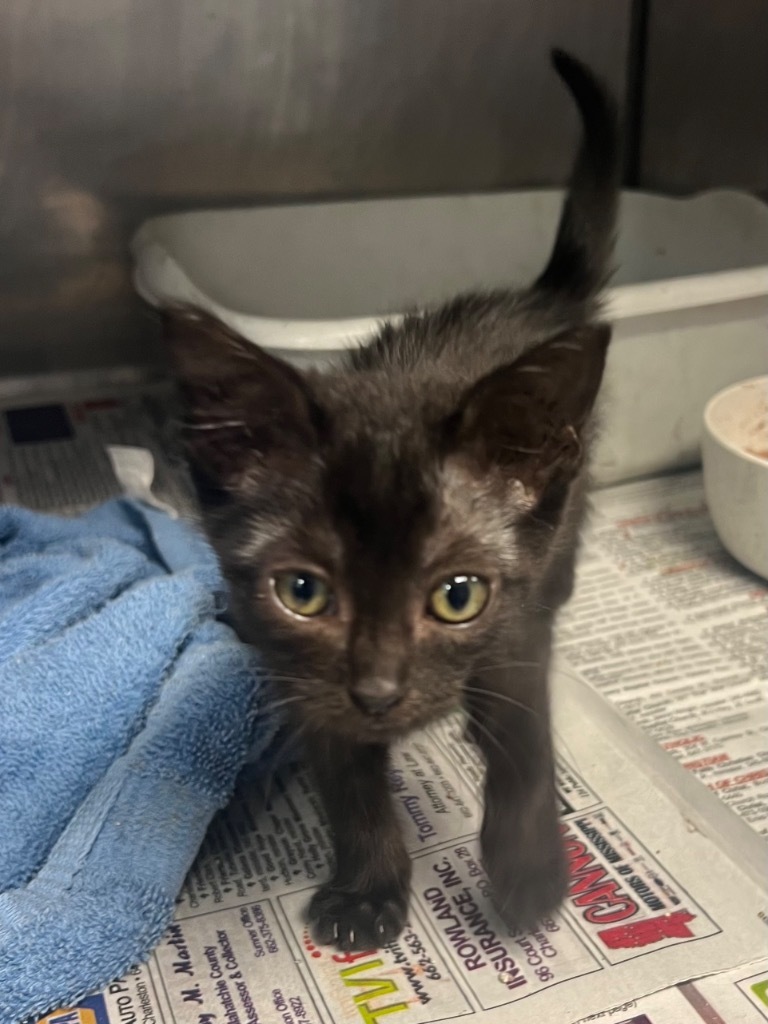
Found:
<box><xmin>702</xmin><ymin>375</ymin><xmax>768</xmax><ymax>580</ymax></box>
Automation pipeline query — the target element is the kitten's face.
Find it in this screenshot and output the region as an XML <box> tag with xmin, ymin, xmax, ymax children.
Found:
<box><xmin>217</xmin><ymin>425</ymin><xmax>532</xmax><ymax>742</ymax></box>
<box><xmin>167</xmin><ymin>309</ymin><xmax>609</xmax><ymax>742</ymax></box>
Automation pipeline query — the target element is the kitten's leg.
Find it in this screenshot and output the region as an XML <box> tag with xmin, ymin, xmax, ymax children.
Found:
<box><xmin>306</xmin><ymin>736</ymin><xmax>411</xmax><ymax>951</ymax></box>
<box><xmin>539</xmin><ymin>476</ymin><xmax>589</xmax><ymax>611</ymax></box>
<box><xmin>467</xmin><ymin>660</ymin><xmax>567</xmax><ymax>931</ymax></box>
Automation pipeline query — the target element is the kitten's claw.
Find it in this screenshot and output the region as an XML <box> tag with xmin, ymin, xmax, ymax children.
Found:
<box><xmin>492</xmin><ymin>862</ymin><xmax>568</xmax><ymax>933</ymax></box>
<box><xmin>307</xmin><ymin>886</ymin><xmax>407</xmax><ymax>951</ymax></box>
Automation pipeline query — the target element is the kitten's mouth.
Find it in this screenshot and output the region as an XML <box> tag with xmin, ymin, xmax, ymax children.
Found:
<box><xmin>346</xmin><ymin>712</ymin><xmax>410</xmax><ymax>741</ymax></box>
<box><xmin>325</xmin><ymin>697</ymin><xmax>448</xmax><ymax>742</ymax></box>
<box><xmin>362</xmin><ymin>715</ymin><xmax>409</xmax><ymax>737</ymax></box>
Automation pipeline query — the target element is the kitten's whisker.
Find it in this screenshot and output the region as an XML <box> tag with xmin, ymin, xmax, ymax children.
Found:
<box><xmin>183</xmin><ymin>420</ymin><xmax>247</xmax><ymax>431</ymax></box>
<box><xmin>463</xmin><ymin>684</ymin><xmax>541</xmax><ymax>721</ymax></box>
<box><xmin>261</xmin><ymin>718</ymin><xmax>309</xmax><ymax>808</ymax></box>
<box><xmin>500</xmin><ymin>443</ymin><xmax>546</xmax><ymax>456</ymax></box>
<box><xmin>473</xmin><ymin>659</ymin><xmax>541</xmax><ymax>672</ymax></box>
<box><xmin>267</xmin><ymin>675</ymin><xmax>320</xmax><ymax>687</ymax></box>
<box><xmin>525</xmin><ymin>513</ymin><xmax>557</xmax><ymax>532</ymax></box>
<box><xmin>463</xmin><ymin>709</ymin><xmax>506</xmax><ymax>762</ymax></box>
<box><xmin>262</xmin><ymin>693</ymin><xmax>310</xmax><ymax>715</ymax></box>
<box><xmin>462</xmin><ymin>710</ymin><xmax>524</xmax><ymax>789</ymax></box>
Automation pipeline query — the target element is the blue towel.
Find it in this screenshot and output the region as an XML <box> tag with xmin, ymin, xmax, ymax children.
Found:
<box><xmin>0</xmin><ymin>500</ymin><xmax>278</xmax><ymax>1023</ymax></box>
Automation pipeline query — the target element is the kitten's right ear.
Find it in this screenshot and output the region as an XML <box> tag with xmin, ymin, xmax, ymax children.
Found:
<box><xmin>163</xmin><ymin>307</ymin><xmax>322</xmax><ymax>487</ymax></box>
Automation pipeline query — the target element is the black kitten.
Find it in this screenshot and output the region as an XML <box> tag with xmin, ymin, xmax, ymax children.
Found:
<box><xmin>165</xmin><ymin>49</ymin><xmax>619</xmax><ymax>952</ymax></box>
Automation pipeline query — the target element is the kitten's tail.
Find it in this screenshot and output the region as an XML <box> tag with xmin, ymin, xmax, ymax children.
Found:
<box><xmin>534</xmin><ymin>49</ymin><xmax>621</xmax><ymax>304</ymax></box>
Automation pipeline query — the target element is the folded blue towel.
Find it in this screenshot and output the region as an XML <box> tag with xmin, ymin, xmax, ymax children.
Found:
<box><xmin>0</xmin><ymin>500</ymin><xmax>278</xmax><ymax>1023</ymax></box>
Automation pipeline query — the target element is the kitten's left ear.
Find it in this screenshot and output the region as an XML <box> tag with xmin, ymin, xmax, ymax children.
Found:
<box><xmin>448</xmin><ymin>324</ymin><xmax>610</xmax><ymax>494</ymax></box>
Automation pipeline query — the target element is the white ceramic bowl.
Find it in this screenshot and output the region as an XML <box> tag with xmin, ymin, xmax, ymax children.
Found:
<box><xmin>702</xmin><ymin>375</ymin><xmax>768</xmax><ymax>580</ymax></box>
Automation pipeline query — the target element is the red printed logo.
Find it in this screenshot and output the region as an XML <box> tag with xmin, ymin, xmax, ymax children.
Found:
<box><xmin>598</xmin><ymin>910</ymin><xmax>697</xmax><ymax>950</ymax></box>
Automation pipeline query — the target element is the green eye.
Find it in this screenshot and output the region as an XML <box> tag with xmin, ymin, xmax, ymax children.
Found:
<box><xmin>428</xmin><ymin>575</ymin><xmax>489</xmax><ymax>624</ymax></box>
<box><xmin>273</xmin><ymin>572</ymin><xmax>331</xmax><ymax>618</ymax></box>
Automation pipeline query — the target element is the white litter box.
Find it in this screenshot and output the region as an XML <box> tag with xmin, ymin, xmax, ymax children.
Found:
<box><xmin>132</xmin><ymin>189</ymin><xmax>768</xmax><ymax>485</ymax></box>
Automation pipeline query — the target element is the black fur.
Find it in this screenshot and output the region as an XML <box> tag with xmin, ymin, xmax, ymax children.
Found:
<box><xmin>164</xmin><ymin>49</ymin><xmax>620</xmax><ymax>950</ymax></box>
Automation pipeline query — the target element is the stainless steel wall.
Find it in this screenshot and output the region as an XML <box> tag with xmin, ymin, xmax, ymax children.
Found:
<box><xmin>640</xmin><ymin>0</ymin><xmax>768</xmax><ymax>198</ymax></box>
<box><xmin>3</xmin><ymin>1</ymin><xmax>765</xmax><ymax>378</ymax></box>
<box><xmin>0</xmin><ymin>0</ymin><xmax>632</xmax><ymax>375</ymax></box>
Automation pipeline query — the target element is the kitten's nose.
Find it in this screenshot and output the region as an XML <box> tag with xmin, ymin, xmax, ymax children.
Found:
<box><xmin>350</xmin><ymin>677</ymin><xmax>402</xmax><ymax>716</ymax></box>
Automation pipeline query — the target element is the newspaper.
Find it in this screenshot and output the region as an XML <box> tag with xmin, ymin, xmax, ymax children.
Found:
<box><xmin>1</xmin><ymin>376</ymin><xmax>766</xmax><ymax>1024</ymax></box>
<box><xmin>556</xmin><ymin>472</ymin><xmax>768</xmax><ymax>837</ymax></box>
<box><xmin>573</xmin><ymin>957</ymin><xmax>768</xmax><ymax>1023</ymax></box>
<box><xmin>36</xmin><ymin>682</ymin><xmax>768</xmax><ymax>1024</ymax></box>
<box><xmin>0</xmin><ymin>371</ymin><xmax>194</xmax><ymax>517</ymax></box>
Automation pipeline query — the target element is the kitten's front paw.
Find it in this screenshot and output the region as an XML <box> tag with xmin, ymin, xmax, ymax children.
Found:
<box><xmin>481</xmin><ymin>817</ymin><xmax>568</xmax><ymax>932</ymax></box>
<box><xmin>308</xmin><ymin>884</ymin><xmax>408</xmax><ymax>951</ymax></box>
